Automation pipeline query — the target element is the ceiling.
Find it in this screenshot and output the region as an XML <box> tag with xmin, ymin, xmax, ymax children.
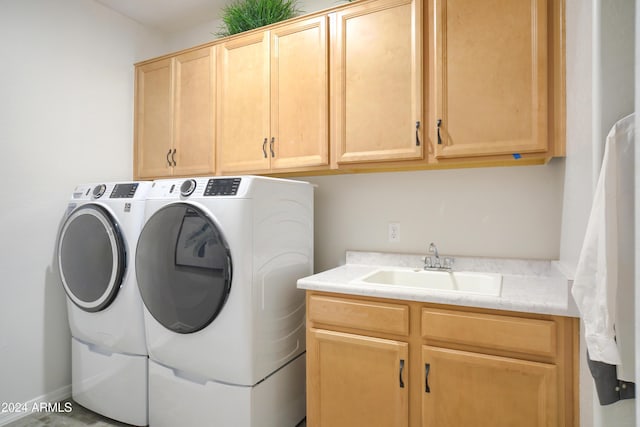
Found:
<box><xmin>96</xmin><ymin>0</ymin><xmax>227</xmax><ymax>33</ymax></box>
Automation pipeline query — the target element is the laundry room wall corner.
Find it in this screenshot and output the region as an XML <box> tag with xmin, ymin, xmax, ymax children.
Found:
<box><xmin>0</xmin><ymin>1</ymin><xmax>165</xmax><ymax>424</ymax></box>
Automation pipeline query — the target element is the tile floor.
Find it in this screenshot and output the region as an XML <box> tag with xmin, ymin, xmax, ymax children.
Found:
<box><xmin>4</xmin><ymin>400</ymin><xmax>307</xmax><ymax>426</ymax></box>
<box><xmin>4</xmin><ymin>400</ymin><xmax>128</xmax><ymax>427</ymax></box>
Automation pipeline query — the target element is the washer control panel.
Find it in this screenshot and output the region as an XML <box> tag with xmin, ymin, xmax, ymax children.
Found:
<box><xmin>110</xmin><ymin>183</ymin><xmax>139</xmax><ymax>199</ymax></box>
<box><xmin>204</xmin><ymin>178</ymin><xmax>241</xmax><ymax>196</ymax></box>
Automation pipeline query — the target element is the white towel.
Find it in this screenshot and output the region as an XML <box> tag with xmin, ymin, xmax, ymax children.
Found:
<box><xmin>571</xmin><ymin>113</ymin><xmax>635</xmax><ymax>382</ymax></box>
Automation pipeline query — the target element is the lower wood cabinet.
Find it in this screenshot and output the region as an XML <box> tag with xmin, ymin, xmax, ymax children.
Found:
<box><xmin>422</xmin><ymin>346</ymin><xmax>557</xmax><ymax>427</ymax></box>
<box><xmin>306</xmin><ymin>292</ymin><xmax>578</xmax><ymax>427</ymax></box>
<box><xmin>308</xmin><ymin>329</ymin><xmax>409</xmax><ymax>426</ymax></box>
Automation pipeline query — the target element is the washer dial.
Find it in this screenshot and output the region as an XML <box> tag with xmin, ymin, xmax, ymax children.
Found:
<box><xmin>180</xmin><ymin>179</ymin><xmax>197</xmax><ymax>197</ymax></box>
<box><xmin>92</xmin><ymin>184</ymin><xmax>107</xmax><ymax>199</ymax></box>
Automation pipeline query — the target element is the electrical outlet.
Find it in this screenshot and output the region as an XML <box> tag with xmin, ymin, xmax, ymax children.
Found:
<box><xmin>388</xmin><ymin>222</ymin><xmax>400</xmax><ymax>243</ymax></box>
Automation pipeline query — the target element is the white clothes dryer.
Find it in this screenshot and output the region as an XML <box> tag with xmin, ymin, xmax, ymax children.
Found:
<box><xmin>57</xmin><ymin>182</ymin><xmax>151</xmax><ymax>426</ymax></box>
<box><xmin>135</xmin><ymin>176</ymin><xmax>313</xmax><ymax>427</ymax></box>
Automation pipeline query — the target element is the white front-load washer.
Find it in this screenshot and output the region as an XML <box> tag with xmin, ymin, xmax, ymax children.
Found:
<box><xmin>56</xmin><ymin>182</ymin><xmax>151</xmax><ymax>426</ymax></box>
<box><xmin>135</xmin><ymin>176</ymin><xmax>313</xmax><ymax>427</ymax></box>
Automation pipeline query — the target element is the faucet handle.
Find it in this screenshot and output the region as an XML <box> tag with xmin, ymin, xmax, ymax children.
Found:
<box><xmin>443</xmin><ymin>257</ymin><xmax>454</xmax><ymax>270</ymax></box>
<box><xmin>423</xmin><ymin>256</ymin><xmax>433</xmax><ymax>269</ymax></box>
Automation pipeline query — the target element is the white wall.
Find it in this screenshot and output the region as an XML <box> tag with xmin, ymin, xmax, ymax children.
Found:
<box><xmin>302</xmin><ymin>164</ymin><xmax>564</xmax><ymax>272</ymax></box>
<box><xmin>0</xmin><ymin>0</ymin><xmax>163</xmax><ymax>423</ymax></box>
<box><xmin>592</xmin><ymin>3</ymin><xmax>636</xmax><ymax>424</ymax></box>
<box><xmin>561</xmin><ymin>1</ymin><xmax>596</xmax><ymax>423</ymax></box>
<box><xmin>162</xmin><ymin>0</ymin><xmax>347</xmax><ymax>54</ymax></box>
<box><xmin>561</xmin><ymin>0</ymin><xmax>636</xmax><ymax>426</ymax></box>
<box><xmin>636</xmin><ymin>0</ymin><xmax>640</xmax><ymax>423</ymax></box>
<box><xmin>560</xmin><ymin>0</ymin><xmax>595</xmax><ymax>274</ymax></box>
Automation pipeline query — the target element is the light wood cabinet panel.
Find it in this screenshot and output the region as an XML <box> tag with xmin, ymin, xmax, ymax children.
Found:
<box><xmin>271</xmin><ymin>16</ymin><xmax>329</xmax><ymax>170</ymax></box>
<box><xmin>135</xmin><ymin>58</ymin><xmax>173</xmax><ymax>178</ymax></box>
<box><xmin>306</xmin><ymin>291</ymin><xmax>577</xmax><ymax>427</ymax></box>
<box><xmin>421</xmin><ymin>307</ymin><xmax>557</xmax><ymax>357</ymax></box>
<box><xmin>307</xmin><ymin>328</ymin><xmax>409</xmax><ymax>427</ymax></box>
<box><xmin>217</xmin><ymin>32</ymin><xmax>271</xmax><ymax>173</ymax></box>
<box><xmin>433</xmin><ymin>0</ymin><xmax>548</xmax><ymax>158</ymax></box>
<box><xmin>332</xmin><ymin>0</ymin><xmax>423</xmax><ymax>164</ymax></box>
<box><xmin>173</xmin><ymin>48</ymin><xmax>216</xmax><ymax>176</ymax></box>
<box><xmin>422</xmin><ymin>346</ymin><xmax>558</xmax><ymax>427</ymax></box>
<box><xmin>135</xmin><ymin>47</ymin><xmax>215</xmax><ymax>179</ymax></box>
<box><xmin>217</xmin><ymin>16</ymin><xmax>329</xmax><ymax>174</ymax></box>
<box><xmin>308</xmin><ymin>295</ymin><xmax>409</xmax><ymax>336</ymax></box>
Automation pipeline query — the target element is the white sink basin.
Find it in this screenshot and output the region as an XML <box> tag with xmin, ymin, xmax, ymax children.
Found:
<box><xmin>355</xmin><ymin>268</ymin><xmax>502</xmax><ymax>297</ymax></box>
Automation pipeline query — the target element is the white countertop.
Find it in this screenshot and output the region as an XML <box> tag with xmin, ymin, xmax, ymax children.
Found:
<box><xmin>297</xmin><ymin>251</ymin><xmax>580</xmax><ymax>318</ymax></box>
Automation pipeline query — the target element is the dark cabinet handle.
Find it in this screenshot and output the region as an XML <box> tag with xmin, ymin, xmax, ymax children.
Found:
<box><xmin>425</xmin><ymin>363</ymin><xmax>431</xmax><ymax>393</ymax></box>
<box><xmin>262</xmin><ymin>138</ymin><xmax>268</xmax><ymax>158</ymax></box>
<box><xmin>399</xmin><ymin>359</ymin><xmax>405</xmax><ymax>388</ymax></box>
<box><xmin>270</xmin><ymin>137</ymin><xmax>275</xmax><ymax>157</ymax></box>
<box><xmin>437</xmin><ymin>119</ymin><xmax>442</xmax><ymax>145</ymax></box>
<box><xmin>166</xmin><ymin>149</ymin><xmax>172</xmax><ymax>166</ymax></box>
<box><xmin>415</xmin><ymin>121</ymin><xmax>421</xmax><ymax>146</ymax></box>
<box><xmin>171</xmin><ymin>148</ymin><xmax>176</xmax><ymax>166</ymax></box>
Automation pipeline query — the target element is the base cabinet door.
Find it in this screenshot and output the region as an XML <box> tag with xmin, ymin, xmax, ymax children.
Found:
<box><xmin>422</xmin><ymin>346</ymin><xmax>558</xmax><ymax>427</ymax></box>
<box><xmin>307</xmin><ymin>328</ymin><xmax>409</xmax><ymax>427</ymax></box>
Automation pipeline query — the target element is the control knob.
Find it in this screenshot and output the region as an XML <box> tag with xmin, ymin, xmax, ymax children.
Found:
<box><xmin>180</xmin><ymin>179</ymin><xmax>197</xmax><ymax>197</ymax></box>
<box><xmin>92</xmin><ymin>184</ymin><xmax>107</xmax><ymax>199</ymax></box>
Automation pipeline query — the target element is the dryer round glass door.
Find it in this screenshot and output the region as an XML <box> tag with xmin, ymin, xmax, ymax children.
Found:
<box><xmin>57</xmin><ymin>204</ymin><xmax>126</xmax><ymax>312</ymax></box>
<box><xmin>135</xmin><ymin>203</ymin><xmax>232</xmax><ymax>334</ymax></box>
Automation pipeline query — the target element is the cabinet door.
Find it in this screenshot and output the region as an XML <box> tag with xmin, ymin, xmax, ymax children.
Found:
<box><xmin>422</xmin><ymin>346</ymin><xmax>558</xmax><ymax>427</ymax></box>
<box><xmin>433</xmin><ymin>0</ymin><xmax>548</xmax><ymax>158</ymax></box>
<box><xmin>308</xmin><ymin>328</ymin><xmax>409</xmax><ymax>427</ymax></box>
<box><xmin>217</xmin><ymin>32</ymin><xmax>270</xmax><ymax>173</ymax></box>
<box><xmin>173</xmin><ymin>47</ymin><xmax>216</xmax><ymax>176</ymax></box>
<box><xmin>332</xmin><ymin>0</ymin><xmax>423</xmax><ymax>164</ymax></box>
<box><xmin>271</xmin><ymin>16</ymin><xmax>329</xmax><ymax>170</ymax></box>
<box><xmin>135</xmin><ymin>58</ymin><xmax>173</xmax><ymax>179</ymax></box>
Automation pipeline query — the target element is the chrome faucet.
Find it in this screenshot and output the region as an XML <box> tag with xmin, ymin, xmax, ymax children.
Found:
<box><xmin>423</xmin><ymin>242</ymin><xmax>454</xmax><ymax>272</ymax></box>
<box><xmin>428</xmin><ymin>242</ymin><xmax>440</xmax><ymax>267</ymax></box>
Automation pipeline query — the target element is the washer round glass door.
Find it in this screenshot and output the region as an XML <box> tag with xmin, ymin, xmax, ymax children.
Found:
<box><xmin>135</xmin><ymin>203</ymin><xmax>232</xmax><ymax>334</ymax></box>
<box><xmin>58</xmin><ymin>204</ymin><xmax>126</xmax><ymax>312</ymax></box>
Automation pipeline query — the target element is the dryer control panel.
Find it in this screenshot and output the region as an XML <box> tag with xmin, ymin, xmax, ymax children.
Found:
<box><xmin>204</xmin><ymin>178</ymin><xmax>241</xmax><ymax>196</ymax></box>
<box><xmin>71</xmin><ymin>182</ymin><xmax>149</xmax><ymax>201</ymax></box>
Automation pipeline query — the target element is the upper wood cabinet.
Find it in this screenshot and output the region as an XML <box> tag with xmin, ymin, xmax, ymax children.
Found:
<box><xmin>331</xmin><ymin>0</ymin><xmax>423</xmax><ymax>165</ymax></box>
<box><xmin>431</xmin><ymin>0</ymin><xmax>549</xmax><ymax>159</ymax></box>
<box><xmin>133</xmin><ymin>0</ymin><xmax>565</xmax><ymax>179</ymax></box>
<box><xmin>216</xmin><ymin>16</ymin><xmax>329</xmax><ymax>174</ymax></box>
<box><xmin>134</xmin><ymin>47</ymin><xmax>216</xmax><ymax>179</ymax></box>
<box><xmin>216</xmin><ymin>32</ymin><xmax>270</xmax><ymax>173</ymax></box>
<box><xmin>135</xmin><ymin>58</ymin><xmax>172</xmax><ymax>178</ymax></box>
